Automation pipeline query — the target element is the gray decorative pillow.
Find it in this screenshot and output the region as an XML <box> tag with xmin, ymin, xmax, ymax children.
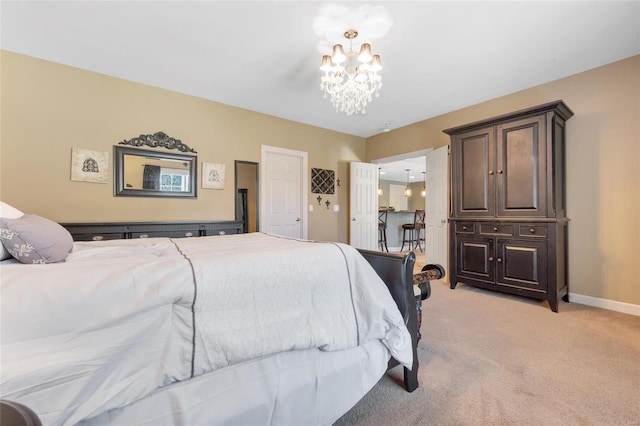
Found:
<box><xmin>0</xmin><ymin>214</ymin><xmax>73</xmax><ymax>264</ymax></box>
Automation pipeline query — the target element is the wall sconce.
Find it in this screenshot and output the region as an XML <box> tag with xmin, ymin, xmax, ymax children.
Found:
<box><xmin>336</xmin><ymin>178</ymin><xmax>341</xmax><ymax>187</ymax></box>
<box><xmin>421</xmin><ymin>171</ymin><xmax>426</xmax><ymax>197</ymax></box>
<box><xmin>317</xmin><ymin>195</ymin><xmax>322</xmax><ymax>205</ymax></box>
<box><xmin>325</xmin><ymin>200</ymin><xmax>331</xmax><ymax>209</ymax></box>
<box><xmin>404</xmin><ymin>169</ymin><xmax>412</xmax><ymax>197</ymax></box>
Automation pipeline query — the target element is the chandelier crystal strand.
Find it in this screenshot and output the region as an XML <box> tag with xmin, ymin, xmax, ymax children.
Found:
<box><xmin>320</xmin><ymin>29</ymin><xmax>382</xmax><ymax>115</ymax></box>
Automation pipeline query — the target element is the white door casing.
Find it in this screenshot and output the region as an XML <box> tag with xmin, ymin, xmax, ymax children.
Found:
<box><xmin>425</xmin><ymin>145</ymin><xmax>449</xmax><ymax>276</ymax></box>
<box><xmin>260</xmin><ymin>145</ymin><xmax>308</xmax><ymax>239</ymax></box>
<box><xmin>349</xmin><ymin>161</ymin><xmax>378</xmax><ymax>250</ymax></box>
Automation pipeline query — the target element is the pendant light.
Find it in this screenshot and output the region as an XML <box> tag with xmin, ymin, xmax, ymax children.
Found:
<box><xmin>404</xmin><ymin>169</ymin><xmax>412</xmax><ymax>197</ymax></box>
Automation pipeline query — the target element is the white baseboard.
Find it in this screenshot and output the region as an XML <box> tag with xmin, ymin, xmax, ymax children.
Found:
<box><xmin>569</xmin><ymin>293</ymin><xmax>640</xmax><ymax>316</ymax></box>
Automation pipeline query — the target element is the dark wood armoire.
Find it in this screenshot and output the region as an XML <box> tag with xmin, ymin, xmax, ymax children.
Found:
<box><xmin>444</xmin><ymin>100</ymin><xmax>573</xmax><ymax>312</ymax></box>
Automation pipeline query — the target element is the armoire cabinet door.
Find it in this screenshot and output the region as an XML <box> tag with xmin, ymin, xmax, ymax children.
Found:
<box><xmin>455</xmin><ymin>235</ymin><xmax>494</xmax><ymax>283</ymax></box>
<box><xmin>452</xmin><ymin>127</ymin><xmax>495</xmax><ymax>217</ymax></box>
<box><xmin>495</xmin><ymin>238</ymin><xmax>547</xmax><ymax>291</ymax></box>
<box><xmin>496</xmin><ymin>114</ymin><xmax>547</xmax><ymax>217</ymax></box>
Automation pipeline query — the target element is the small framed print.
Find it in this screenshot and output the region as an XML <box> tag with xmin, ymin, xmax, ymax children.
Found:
<box><xmin>202</xmin><ymin>162</ymin><xmax>225</xmax><ymax>189</ymax></box>
<box><xmin>71</xmin><ymin>148</ymin><xmax>109</xmax><ymax>183</ymax></box>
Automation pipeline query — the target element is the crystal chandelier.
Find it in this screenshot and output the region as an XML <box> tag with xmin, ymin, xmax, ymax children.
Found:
<box><xmin>319</xmin><ymin>29</ymin><xmax>382</xmax><ymax>116</ymax></box>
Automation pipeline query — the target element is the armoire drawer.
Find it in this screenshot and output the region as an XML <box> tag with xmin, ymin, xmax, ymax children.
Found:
<box><xmin>479</xmin><ymin>223</ymin><xmax>514</xmax><ymax>236</ymax></box>
<box><xmin>454</xmin><ymin>222</ymin><xmax>476</xmax><ymax>234</ymax></box>
<box><xmin>517</xmin><ymin>224</ymin><xmax>548</xmax><ymax>238</ymax></box>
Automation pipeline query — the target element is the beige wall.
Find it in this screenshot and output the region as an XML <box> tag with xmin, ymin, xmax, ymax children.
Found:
<box><xmin>2</xmin><ymin>51</ymin><xmax>638</xmax><ymax>306</ymax></box>
<box><xmin>0</xmin><ymin>51</ymin><xmax>364</xmax><ymax>243</ymax></box>
<box><xmin>377</xmin><ymin>180</ymin><xmax>425</xmax><ymax>212</ymax></box>
<box><xmin>367</xmin><ymin>55</ymin><xmax>640</xmax><ymax>306</ymax></box>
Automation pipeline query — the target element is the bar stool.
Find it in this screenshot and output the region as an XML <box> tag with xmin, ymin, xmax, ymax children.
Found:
<box><xmin>378</xmin><ymin>208</ymin><xmax>389</xmax><ymax>252</ymax></box>
<box><xmin>401</xmin><ymin>209</ymin><xmax>425</xmax><ymax>252</ymax></box>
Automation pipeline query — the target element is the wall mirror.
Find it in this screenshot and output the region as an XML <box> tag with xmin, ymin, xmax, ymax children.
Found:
<box><xmin>114</xmin><ymin>146</ymin><xmax>197</xmax><ymax>198</ymax></box>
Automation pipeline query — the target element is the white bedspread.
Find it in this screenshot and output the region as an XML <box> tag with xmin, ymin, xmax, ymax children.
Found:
<box><xmin>0</xmin><ymin>233</ymin><xmax>412</xmax><ymax>425</ymax></box>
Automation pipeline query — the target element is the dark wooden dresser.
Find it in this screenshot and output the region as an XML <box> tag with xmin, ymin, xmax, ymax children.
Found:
<box><xmin>62</xmin><ymin>221</ymin><xmax>243</xmax><ymax>242</ymax></box>
<box><xmin>444</xmin><ymin>100</ymin><xmax>573</xmax><ymax>312</ymax></box>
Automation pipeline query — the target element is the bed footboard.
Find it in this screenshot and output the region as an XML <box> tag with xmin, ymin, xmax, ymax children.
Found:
<box><xmin>357</xmin><ymin>249</ymin><xmax>419</xmax><ymax>392</ymax></box>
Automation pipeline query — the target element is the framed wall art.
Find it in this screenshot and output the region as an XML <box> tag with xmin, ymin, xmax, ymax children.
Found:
<box><xmin>202</xmin><ymin>162</ymin><xmax>225</xmax><ymax>190</ymax></box>
<box><xmin>70</xmin><ymin>148</ymin><xmax>109</xmax><ymax>184</ymax></box>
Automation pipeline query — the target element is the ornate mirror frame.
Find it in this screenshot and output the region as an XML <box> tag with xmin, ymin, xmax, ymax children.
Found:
<box><xmin>114</xmin><ymin>132</ymin><xmax>198</xmax><ymax>198</ymax></box>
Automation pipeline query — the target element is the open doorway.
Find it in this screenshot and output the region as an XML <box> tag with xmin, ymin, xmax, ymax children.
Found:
<box><xmin>235</xmin><ymin>160</ymin><xmax>259</xmax><ymax>233</ymax></box>
<box><xmin>374</xmin><ymin>151</ymin><xmax>428</xmax><ymax>253</ymax></box>
<box><xmin>373</xmin><ymin>147</ymin><xmax>449</xmax><ymax>276</ymax></box>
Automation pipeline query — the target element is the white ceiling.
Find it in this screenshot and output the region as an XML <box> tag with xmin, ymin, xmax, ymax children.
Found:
<box><xmin>1</xmin><ymin>2</ymin><xmax>639</xmax><ymax>148</ymax></box>
<box><xmin>377</xmin><ymin>156</ymin><xmax>426</xmax><ymax>184</ymax></box>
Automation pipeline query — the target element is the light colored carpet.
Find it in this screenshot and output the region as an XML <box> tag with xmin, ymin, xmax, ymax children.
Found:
<box><xmin>335</xmin><ymin>279</ymin><xmax>640</xmax><ymax>425</ymax></box>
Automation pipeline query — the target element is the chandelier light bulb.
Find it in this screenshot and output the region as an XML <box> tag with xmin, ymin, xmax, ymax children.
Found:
<box><xmin>370</xmin><ymin>55</ymin><xmax>382</xmax><ymax>71</ymax></box>
<box><xmin>320</xmin><ymin>55</ymin><xmax>334</xmax><ymax>71</ymax></box>
<box><xmin>357</xmin><ymin>43</ymin><xmax>373</xmax><ymax>63</ymax></box>
<box><xmin>331</xmin><ymin>44</ymin><xmax>347</xmax><ymax>64</ymax></box>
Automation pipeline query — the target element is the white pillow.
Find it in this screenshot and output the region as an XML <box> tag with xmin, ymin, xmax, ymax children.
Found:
<box><xmin>0</xmin><ymin>201</ymin><xmax>24</xmax><ymax>219</ymax></box>
<box><xmin>0</xmin><ymin>202</ymin><xmax>24</xmax><ymax>260</ymax></box>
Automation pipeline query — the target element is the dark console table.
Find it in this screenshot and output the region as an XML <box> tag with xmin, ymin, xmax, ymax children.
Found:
<box><xmin>61</xmin><ymin>221</ymin><xmax>243</xmax><ymax>241</ymax></box>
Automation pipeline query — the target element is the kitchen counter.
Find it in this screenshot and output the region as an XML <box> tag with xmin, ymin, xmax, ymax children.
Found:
<box><xmin>381</xmin><ymin>210</ymin><xmax>418</xmax><ymax>251</ymax></box>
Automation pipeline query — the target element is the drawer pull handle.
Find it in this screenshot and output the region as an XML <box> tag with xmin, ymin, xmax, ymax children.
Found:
<box><xmin>185</xmin><ymin>232</ymin><xmax>193</xmax><ymax>237</ymax></box>
<box><xmin>496</xmin><ymin>258</ymin><xmax>503</xmax><ymax>263</ymax></box>
<box><xmin>219</xmin><ymin>231</ymin><xmax>226</xmax><ymax>235</ymax></box>
<box><xmin>530</xmin><ymin>228</ymin><xmax>536</xmax><ymax>233</ymax></box>
<box><xmin>139</xmin><ymin>234</ymin><xmax>149</xmax><ymax>239</ymax></box>
<box><xmin>488</xmin><ymin>256</ymin><xmax>494</xmax><ymax>261</ymax></box>
<box><xmin>92</xmin><ymin>235</ymin><xmax>104</xmax><ymax>241</ymax></box>
<box><xmin>462</xmin><ymin>225</ymin><xmax>467</xmax><ymax>230</ymax></box>
<box><xmin>493</xmin><ymin>227</ymin><xmax>498</xmax><ymax>232</ymax></box>
<box><xmin>488</xmin><ymin>170</ymin><xmax>494</xmax><ymax>175</ymax></box>
<box><xmin>497</xmin><ymin>170</ymin><xmax>503</xmax><ymax>174</ymax></box>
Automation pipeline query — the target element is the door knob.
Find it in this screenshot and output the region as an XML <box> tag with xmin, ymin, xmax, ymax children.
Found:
<box><xmin>351</xmin><ymin>217</ymin><xmax>356</xmax><ymax>221</ymax></box>
<box><xmin>296</xmin><ymin>217</ymin><xmax>301</xmax><ymax>222</ymax></box>
<box><xmin>497</xmin><ymin>258</ymin><xmax>503</xmax><ymax>263</ymax></box>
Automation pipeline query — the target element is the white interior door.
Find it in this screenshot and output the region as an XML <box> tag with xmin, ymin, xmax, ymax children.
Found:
<box><xmin>425</xmin><ymin>145</ymin><xmax>449</xmax><ymax>275</ymax></box>
<box><xmin>349</xmin><ymin>161</ymin><xmax>377</xmax><ymax>250</ymax></box>
<box><xmin>260</xmin><ymin>145</ymin><xmax>308</xmax><ymax>239</ymax></box>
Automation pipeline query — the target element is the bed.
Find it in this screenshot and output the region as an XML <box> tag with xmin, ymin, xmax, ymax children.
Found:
<box><xmin>0</xmin><ymin>216</ymin><xmax>420</xmax><ymax>425</ymax></box>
